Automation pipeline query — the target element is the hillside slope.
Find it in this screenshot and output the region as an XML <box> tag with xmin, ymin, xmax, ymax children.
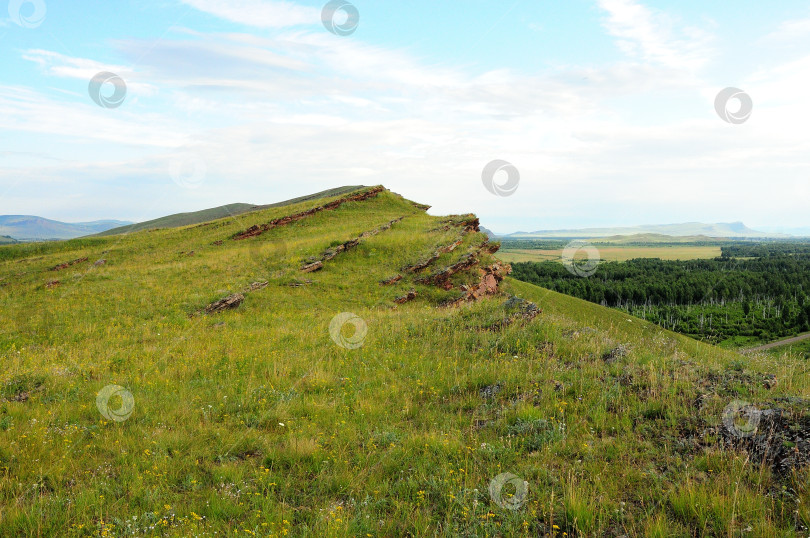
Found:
<box><xmin>1</xmin><ymin>187</ymin><xmax>808</xmax><ymax>536</ymax></box>
<box><xmin>96</xmin><ymin>186</ymin><xmax>365</xmax><ymax>237</ymax></box>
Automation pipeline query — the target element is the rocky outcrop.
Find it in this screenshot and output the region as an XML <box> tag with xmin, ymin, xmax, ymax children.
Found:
<box><xmin>301</xmin><ymin>261</ymin><xmax>324</xmax><ymax>273</ymax></box>
<box><xmin>50</xmin><ymin>257</ymin><xmax>88</xmax><ymax>271</ymax></box>
<box><xmin>416</xmin><ymin>254</ymin><xmax>479</xmax><ymax>287</ymax></box>
<box><xmin>718</xmin><ymin>402</ymin><xmax>810</xmax><ymax>475</ymax></box>
<box><xmin>300</xmin><ymin>217</ymin><xmax>403</xmax><ymax>273</ymax></box>
<box><xmin>443</xmin><ymin>262</ymin><xmax>511</xmax><ymax>307</ymax></box>
<box><xmin>243</xmin><ymin>281</ymin><xmax>269</xmax><ymax>293</ymax></box>
<box><xmin>404</xmin><ymin>239</ymin><xmax>464</xmax><ymax>274</ymax></box>
<box><xmin>431</xmin><ymin>215</ymin><xmax>480</xmax><ymax>234</ymax></box>
<box><xmin>205</xmin><ymin>293</ymin><xmax>244</xmax><ymax>314</ymax></box>
<box><xmin>394</xmin><ymin>290</ymin><xmax>418</xmax><ymax>304</ymax></box>
<box><xmin>233</xmin><ymin>187</ymin><xmax>385</xmax><ymax>240</ymax></box>
<box><xmin>484</xmin><ymin>296</ymin><xmax>541</xmax><ymax>330</ymax></box>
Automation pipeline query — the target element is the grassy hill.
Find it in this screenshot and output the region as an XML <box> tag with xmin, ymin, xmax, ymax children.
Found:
<box><xmin>1</xmin><ymin>187</ymin><xmax>809</xmax><ymax>536</ymax></box>
<box><xmin>96</xmin><ymin>186</ymin><xmax>365</xmax><ymax>237</ymax></box>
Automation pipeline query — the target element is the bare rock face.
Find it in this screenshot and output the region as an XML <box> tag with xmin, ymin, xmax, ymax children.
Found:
<box><xmin>205</xmin><ymin>293</ymin><xmax>245</xmax><ymax>314</ymax></box>
<box><xmin>243</xmin><ymin>281</ymin><xmax>269</xmax><ymax>293</ymax></box>
<box><xmin>394</xmin><ymin>290</ymin><xmax>418</xmax><ymax>304</ymax></box>
<box><xmin>469</xmin><ymin>263</ymin><xmax>511</xmax><ymax>300</ymax></box>
<box><xmin>443</xmin><ymin>262</ymin><xmax>512</xmax><ymax>307</ymax></box>
<box><xmin>50</xmin><ymin>257</ymin><xmax>88</xmax><ymax>271</ymax></box>
<box><xmin>301</xmin><ymin>261</ymin><xmax>324</xmax><ymax>273</ymax></box>
<box><xmin>380</xmin><ymin>275</ymin><xmax>403</xmax><ymax>285</ymax></box>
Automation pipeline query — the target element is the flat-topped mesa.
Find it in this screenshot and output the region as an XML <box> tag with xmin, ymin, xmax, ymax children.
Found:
<box><xmin>232</xmin><ymin>186</ymin><xmax>385</xmax><ymax>241</ymax></box>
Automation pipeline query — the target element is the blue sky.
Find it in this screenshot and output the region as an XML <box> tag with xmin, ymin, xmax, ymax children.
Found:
<box><xmin>1</xmin><ymin>0</ymin><xmax>810</xmax><ymax>233</ymax></box>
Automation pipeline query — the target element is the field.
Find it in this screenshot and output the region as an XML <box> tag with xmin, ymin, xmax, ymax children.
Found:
<box><xmin>498</xmin><ymin>245</ymin><xmax>722</xmax><ymax>263</ymax></box>
<box><xmin>2</xmin><ymin>187</ymin><xmax>810</xmax><ymax>536</ymax></box>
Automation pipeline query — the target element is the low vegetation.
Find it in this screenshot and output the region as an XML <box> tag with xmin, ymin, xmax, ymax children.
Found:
<box><xmin>1</xmin><ymin>187</ymin><xmax>809</xmax><ymax>536</ymax></box>
<box><xmin>512</xmin><ymin>247</ymin><xmax>810</xmax><ymax>345</ymax></box>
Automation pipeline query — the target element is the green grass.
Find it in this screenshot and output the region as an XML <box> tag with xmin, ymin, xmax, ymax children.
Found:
<box><xmin>765</xmin><ymin>338</ymin><xmax>810</xmax><ymax>359</ymax></box>
<box><xmin>95</xmin><ymin>186</ymin><xmax>365</xmax><ymax>237</ymax></box>
<box><xmin>1</xmin><ymin>187</ymin><xmax>809</xmax><ymax>536</ymax></box>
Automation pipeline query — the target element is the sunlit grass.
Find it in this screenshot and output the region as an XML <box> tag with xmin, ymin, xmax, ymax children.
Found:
<box><xmin>1</xmin><ymin>187</ymin><xmax>809</xmax><ymax>536</ymax></box>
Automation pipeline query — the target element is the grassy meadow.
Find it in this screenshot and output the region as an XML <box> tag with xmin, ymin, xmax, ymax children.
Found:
<box><xmin>1</xmin><ymin>187</ymin><xmax>810</xmax><ymax>536</ymax></box>
<box><xmin>498</xmin><ymin>246</ymin><xmax>722</xmax><ymax>264</ymax></box>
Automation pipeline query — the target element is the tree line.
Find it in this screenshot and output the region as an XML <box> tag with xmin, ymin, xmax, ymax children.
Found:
<box><xmin>511</xmin><ymin>249</ymin><xmax>810</xmax><ymax>343</ymax></box>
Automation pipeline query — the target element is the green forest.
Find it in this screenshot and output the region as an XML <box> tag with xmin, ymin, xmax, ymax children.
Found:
<box><xmin>510</xmin><ymin>243</ymin><xmax>810</xmax><ymax>344</ymax></box>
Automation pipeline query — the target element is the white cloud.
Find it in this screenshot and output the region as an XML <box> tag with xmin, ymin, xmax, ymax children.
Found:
<box><xmin>762</xmin><ymin>17</ymin><xmax>810</xmax><ymax>43</ymax></box>
<box><xmin>2</xmin><ymin>3</ymin><xmax>809</xmax><ymax>230</ymax></box>
<box><xmin>597</xmin><ymin>0</ymin><xmax>713</xmax><ymax>72</ymax></box>
<box><xmin>180</xmin><ymin>0</ymin><xmax>319</xmax><ymax>28</ymax></box>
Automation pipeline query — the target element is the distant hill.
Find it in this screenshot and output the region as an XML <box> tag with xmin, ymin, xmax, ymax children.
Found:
<box><xmin>96</xmin><ymin>186</ymin><xmax>365</xmax><ymax>236</ymax></box>
<box><xmin>0</xmin><ymin>235</ymin><xmax>18</xmax><ymax>245</ymax></box>
<box><xmin>479</xmin><ymin>226</ymin><xmax>497</xmax><ymax>240</ymax></box>
<box><xmin>505</xmin><ymin>221</ymin><xmax>788</xmax><ymax>239</ymax></box>
<box><xmin>0</xmin><ymin>216</ymin><xmax>133</xmax><ymax>241</ymax></box>
<box><xmin>590</xmin><ymin>233</ymin><xmax>725</xmax><ymax>244</ymax></box>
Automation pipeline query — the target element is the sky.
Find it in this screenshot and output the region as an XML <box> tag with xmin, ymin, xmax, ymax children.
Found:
<box><xmin>1</xmin><ymin>0</ymin><xmax>809</xmax><ymax>234</ymax></box>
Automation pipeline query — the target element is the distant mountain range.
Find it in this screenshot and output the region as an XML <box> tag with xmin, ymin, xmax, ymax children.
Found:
<box><xmin>4</xmin><ymin>198</ymin><xmax>801</xmax><ymax>244</ymax></box>
<box><xmin>500</xmin><ymin>222</ymin><xmax>793</xmax><ymax>239</ymax></box>
<box><xmin>0</xmin><ymin>216</ymin><xmax>133</xmax><ymax>241</ymax></box>
<box><xmin>0</xmin><ymin>186</ymin><xmax>366</xmax><ymax>242</ymax></box>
